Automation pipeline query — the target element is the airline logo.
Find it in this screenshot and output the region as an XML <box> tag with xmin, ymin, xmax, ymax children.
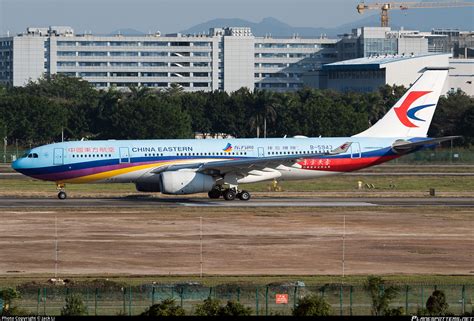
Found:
<box><xmin>394</xmin><ymin>91</ymin><xmax>435</xmax><ymax>128</ymax></box>
<box><xmin>223</xmin><ymin>143</ymin><xmax>233</xmax><ymax>153</ymax></box>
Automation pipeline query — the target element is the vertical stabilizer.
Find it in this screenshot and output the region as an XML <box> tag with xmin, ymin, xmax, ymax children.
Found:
<box><xmin>353</xmin><ymin>69</ymin><xmax>448</xmax><ymax>138</ymax></box>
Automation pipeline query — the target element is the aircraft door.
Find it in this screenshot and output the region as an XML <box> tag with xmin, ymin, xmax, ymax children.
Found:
<box><xmin>351</xmin><ymin>142</ymin><xmax>361</xmax><ymax>159</ymax></box>
<box><xmin>53</xmin><ymin>148</ymin><xmax>64</xmax><ymax>165</ymax></box>
<box><xmin>119</xmin><ymin>147</ymin><xmax>130</xmax><ymax>163</ymax></box>
<box><xmin>258</xmin><ymin>147</ymin><xmax>265</xmax><ymax>157</ymax></box>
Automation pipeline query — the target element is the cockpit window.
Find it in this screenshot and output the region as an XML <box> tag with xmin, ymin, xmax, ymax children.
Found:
<box><xmin>21</xmin><ymin>153</ymin><xmax>29</xmax><ymax>158</ymax></box>
<box><xmin>25</xmin><ymin>153</ymin><xmax>38</xmax><ymax>158</ymax></box>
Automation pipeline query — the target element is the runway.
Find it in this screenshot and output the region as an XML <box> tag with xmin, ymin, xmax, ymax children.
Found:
<box><xmin>0</xmin><ymin>196</ymin><xmax>473</xmax><ymax>207</ymax></box>
<box><xmin>3</xmin><ymin>172</ymin><xmax>474</xmax><ymax>177</ymax></box>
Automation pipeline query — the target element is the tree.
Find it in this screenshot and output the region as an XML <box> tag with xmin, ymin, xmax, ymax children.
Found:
<box><xmin>292</xmin><ymin>294</ymin><xmax>332</xmax><ymax>316</ymax></box>
<box><xmin>364</xmin><ymin>276</ymin><xmax>400</xmax><ymax>316</ymax></box>
<box><xmin>141</xmin><ymin>298</ymin><xmax>185</xmax><ymax>316</ymax></box>
<box><xmin>430</xmin><ymin>90</ymin><xmax>474</xmax><ymax>146</ymax></box>
<box><xmin>425</xmin><ymin>290</ymin><xmax>450</xmax><ymax>316</ymax></box>
<box><xmin>250</xmin><ymin>90</ymin><xmax>278</xmax><ymax>138</ymax></box>
<box><xmin>60</xmin><ymin>294</ymin><xmax>88</xmax><ymax>316</ymax></box>
<box><xmin>127</xmin><ymin>85</ymin><xmax>151</xmax><ymax>101</ymax></box>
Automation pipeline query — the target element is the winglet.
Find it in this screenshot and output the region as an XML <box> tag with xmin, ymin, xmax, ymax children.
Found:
<box><xmin>328</xmin><ymin>142</ymin><xmax>352</xmax><ymax>155</ymax></box>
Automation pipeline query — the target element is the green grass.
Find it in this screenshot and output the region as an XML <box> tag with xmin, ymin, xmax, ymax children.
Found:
<box><xmin>1</xmin><ymin>274</ymin><xmax>473</xmax><ymax>288</ymax></box>
<box><xmin>1</xmin><ymin>175</ymin><xmax>473</xmax><ymax>194</ymax></box>
<box><xmin>246</xmin><ymin>175</ymin><xmax>474</xmax><ymax>193</ymax></box>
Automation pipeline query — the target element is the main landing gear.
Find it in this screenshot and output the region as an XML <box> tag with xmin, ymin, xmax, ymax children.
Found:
<box><xmin>207</xmin><ymin>186</ymin><xmax>251</xmax><ymax>201</ymax></box>
<box><xmin>56</xmin><ymin>183</ymin><xmax>67</xmax><ymax>200</ymax></box>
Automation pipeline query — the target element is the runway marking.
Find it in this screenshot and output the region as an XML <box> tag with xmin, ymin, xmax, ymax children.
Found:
<box><xmin>0</xmin><ymin>197</ymin><xmax>473</xmax><ymax>208</ymax></box>
<box><xmin>178</xmin><ymin>201</ymin><xmax>377</xmax><ymax>207</ymax></box>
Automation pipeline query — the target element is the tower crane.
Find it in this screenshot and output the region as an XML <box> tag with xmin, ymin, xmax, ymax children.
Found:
<box><xmin>356</xmin><ymin>1</ymin><xmax>474</xmax><ymax>27</ymax></box>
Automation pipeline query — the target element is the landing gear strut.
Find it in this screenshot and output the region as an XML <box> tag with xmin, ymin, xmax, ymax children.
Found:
<box><xmin>207</xmin><ymin>186</ymin><xmax>251</xmax><ymax>201</ymax></box>
<box><xmin>56</xmin><ymin>183</ymin><xmax>67</xmax><ymax>200</ymax></box>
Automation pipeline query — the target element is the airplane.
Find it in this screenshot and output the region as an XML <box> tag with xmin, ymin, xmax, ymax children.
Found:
<box><xmin>12</xmin><ymin>68</ymin><xmax>458</xmax><ymax>200</ymax></box>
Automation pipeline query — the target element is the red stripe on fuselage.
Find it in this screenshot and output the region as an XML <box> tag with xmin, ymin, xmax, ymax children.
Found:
<box><xmin>298</xmin><ymin>155</ymin><xmax>399</xmax><ymax>172</ymax></box>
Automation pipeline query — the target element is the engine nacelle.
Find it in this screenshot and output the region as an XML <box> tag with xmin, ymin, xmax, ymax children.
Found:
<box><xmin>161</xmin><ymin>171</ymin><xmax>215</xmax><ymax>194</ymax></box>
<box><xmin>135</xmin><ymin>182</ymin><xmax>162</xmax><ymax>193</ymax></box>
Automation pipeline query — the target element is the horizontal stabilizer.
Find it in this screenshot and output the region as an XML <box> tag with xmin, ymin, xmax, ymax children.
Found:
<box><xmin>392</xmin><ymin>136</ymin><xmax>461</xmax><ymax>154</ymax></box>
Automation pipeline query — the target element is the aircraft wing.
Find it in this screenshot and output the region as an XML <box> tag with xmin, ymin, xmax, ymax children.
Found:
<box><xmin>392</xmin><ymin>136</ymin><xmax>461</xmax><ymax>154</ymax></box>
<box><xmin>152</xmin><ymin>142</ymin><xmax>352</xmax><ymax>176</ymax></box>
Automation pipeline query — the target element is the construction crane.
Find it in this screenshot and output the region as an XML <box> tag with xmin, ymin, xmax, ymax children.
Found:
<box><xmin>356</xmin><ymin>1</ymin><xmax>474</xmax><ymax>27</ymax></box>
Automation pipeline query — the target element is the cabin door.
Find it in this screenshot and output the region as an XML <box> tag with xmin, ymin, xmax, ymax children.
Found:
<box><xmin>119</xmin><ymin>147</ymin><xmax>130</xmax><ymax>163</ymax></box>
<box><xmin>351</xmin><ymin>143</ymin><xmax>361</xmax><ymax>159</ymax></box>
<box><xmin>53</xmin><ymin>148</ymin><xmax>64</xmax><ymax>165</ymax></box>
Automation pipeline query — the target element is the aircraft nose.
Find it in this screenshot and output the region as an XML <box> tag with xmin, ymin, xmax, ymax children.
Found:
<box><xmin>11</xmin><ymin>159</ymin><xmax>22</xmax><ymax>171</ymax></box>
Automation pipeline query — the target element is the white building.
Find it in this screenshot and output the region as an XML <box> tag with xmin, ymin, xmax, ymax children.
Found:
<box><xmin>310</xmin><ymin>53</ymin><xmax>472</xmax><ymax>96</ymax></box>
<box><xmin>0</xmin><ymin>26</ymin><xmax>338</xmax><ymax>92</ymax></box>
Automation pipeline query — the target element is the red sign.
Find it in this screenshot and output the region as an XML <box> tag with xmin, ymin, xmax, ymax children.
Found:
<box><xmin>275</xmin><ymin>294</ymin><xmax>288</xmax><ymax>304</ymax></box>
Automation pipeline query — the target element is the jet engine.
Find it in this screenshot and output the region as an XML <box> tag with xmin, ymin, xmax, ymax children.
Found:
<box><xmin>160</xmin><ymin>171</ymin><xmax>215</xmax><ymax>194</ymax></box>
<box><xmin>135</xmin><ymin>182</ymin><xmax>162</xmax><ymax>192</ymax></box>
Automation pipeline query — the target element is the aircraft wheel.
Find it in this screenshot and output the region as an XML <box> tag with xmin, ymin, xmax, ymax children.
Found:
<box><xmin>58</xmin><ymin>191</ymin><xmax>67</xmax><ymax>200</ymax></box>
<box><xmin>238</xmin><ymin>190</ymin><xmax>251</xmax><ymax>201</ymax></box>
<box><xmin>223</xmin><ymin>189</ymin><xmax>236</xmax><ymax>201</ymax></box>
<box><xmin>208</xmin><ymin>189</ymin><xmax>221</xmax><ymax>199</ymax></box>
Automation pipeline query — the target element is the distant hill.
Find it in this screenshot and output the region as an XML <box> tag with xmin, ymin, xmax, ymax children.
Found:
<box><xmin>107</xmin><ymin>28</ymin><xmax>146</xmax><ymax>36</ymax></box>
<box><xmin>181</xmin><ymin>17</ymin><xmax>337</xmax><ymax>38</ymax></box>
<box><xmin>181</xmin><ymin>7</ymin><xmax>473</xmax><ymax>37</ymax></box>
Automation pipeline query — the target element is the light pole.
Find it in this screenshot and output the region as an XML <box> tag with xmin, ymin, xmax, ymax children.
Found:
<box><xmin>3</xmin><ymin>136</ymin><xmax>7</xmax><ymax>164</ymax></box>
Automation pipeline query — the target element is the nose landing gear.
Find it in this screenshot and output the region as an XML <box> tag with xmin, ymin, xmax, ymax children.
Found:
<box><xmin>56</xmin><ymin>183</ymin><xmax>67</xmax><ymax>200</ymax></box>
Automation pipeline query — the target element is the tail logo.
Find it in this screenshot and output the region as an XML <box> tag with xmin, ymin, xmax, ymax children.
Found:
<box><xmin>223</xmin><ymin>143</ymin><xmax>233</xmax><ymax>153</ymax></box>
<box><xmin>394</xmin><ymin>91</ymin><xmax>435</xmax><ymax>128</ymax></box>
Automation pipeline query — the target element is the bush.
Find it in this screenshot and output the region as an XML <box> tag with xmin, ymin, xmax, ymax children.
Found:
<box><xmin>217</xmin><ymin>300</ymin><xmax>252</xmax><ymax>316</ymax></box>
<box><xmin>194</xmin><ymin>298</ymin><xmax>252</xmax><ymax>316</ymax></box>
<box><xmin>195</xmin><ymin>297</ymin><xmax>221</xmax><ymax>316</ymax></box>
<box><xmin>141</xmin><ymin>298</ymin><xmax>185</xmax><ymax>316</ymax></box>
<box><xmin>60</xmin><ymin>294</ymin><xmax>88</xmax><ymax>316</ymax></box>
<box><xmin>385</xmin><ymin>307</ymin><xmax>404</xmax><ymax>316</ymax></box>
<box><xmin>292</xmin><ymin>294</ymin><xmax>332</xmax><ymax>316</ymax></box>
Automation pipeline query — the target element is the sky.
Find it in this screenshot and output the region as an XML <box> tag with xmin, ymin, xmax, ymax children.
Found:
<box><xmin>0</xmin><ymin>0</ymin><xmax>365</xmax><ymax>35</ymax></box>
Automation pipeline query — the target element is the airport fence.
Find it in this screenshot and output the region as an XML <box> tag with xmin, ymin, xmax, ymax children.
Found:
<box><xmin>6</xmin><ymin>284</ymin><xmax>473</xmax><ymax>316</ymax></box>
